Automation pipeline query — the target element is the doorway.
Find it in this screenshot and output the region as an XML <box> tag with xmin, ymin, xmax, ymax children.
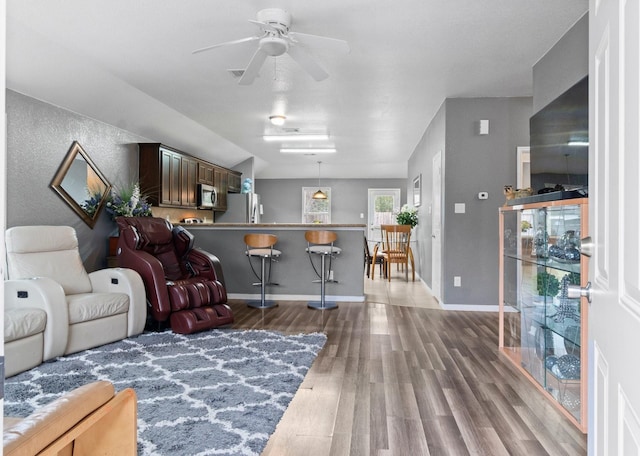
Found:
<box><xmin>431</xmin><ymin>151</ymin><xmax>442</xmax><ymax>301</ymax></box>
<box><xmin>517</xmin><ymin>146</ymin><xmax>531</xmax><ymax>189</ymax></box>
<box><xmin>367</xmin><ymin>188</ymin><xmax>400</xmax><ymax>243</ymax></box>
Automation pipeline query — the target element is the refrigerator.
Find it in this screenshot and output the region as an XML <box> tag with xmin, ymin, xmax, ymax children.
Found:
<box><xmin>216</xmin><ymin>193</ymin><xmax>261</xmax><ymax>223</ymax></box>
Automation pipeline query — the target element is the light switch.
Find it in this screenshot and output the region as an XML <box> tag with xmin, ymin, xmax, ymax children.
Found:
<box><xmin>454</xmin><ymin>203</ymin><xmax>466</xmax><ymax>214</ymax></box>
<box><xmin>478</xmin><ymin>119</ymin><xmax>489</xmax><ymax>135</ymax></box>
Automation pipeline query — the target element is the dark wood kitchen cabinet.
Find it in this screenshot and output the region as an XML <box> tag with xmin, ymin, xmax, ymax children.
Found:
<box><xmin>159</xmin><ymin>147</ymin><xmax>181</xmax><ymax>206</ymax></box>
<box><xmin>138</xmin><ymin>143</ymin><xmax>241</xmax><ymax>210</ymax></box>
<box><xmin>139</xmin><ymin>143</ymin><xmax>198</xmax><ymax>208</ymax></box>
<box><xmin>227</xmin><ymin>172</ymin><xmax>242</xmax><ymax>193</ymax></box>
<box><xmin>181</xmin><ymin>156</ymin><xmax>198</xmax><ymax>207</ymax></box>
<box><xmin>197</xmin><ymin>161</ymin><xmax>214</xmax><ymax>186</ymax></box>
<box><xmin>213</xmin><ymin>166</ymin><xmax>228</xmax><ymax>211</ymax></box>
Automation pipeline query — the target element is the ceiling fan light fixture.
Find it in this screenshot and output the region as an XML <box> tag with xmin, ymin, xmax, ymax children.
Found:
<box><xmin>280</xmin><ymin>148</ymin><xmax>336</xmax><ymax>154</ymax></box>
<box><xmin>260</xmin><ymin>36</ymin><xmax>288</xmax><ymax>56</ymax></box>
<box><xmin>263</xmin><ymin>134</ymin><xmax>330</xmax><ymax>142</ymax></box>
<box><xmin>269</xmin><ymin>115</ymin><xmax>287</xmax><ymax>126</ymax></box>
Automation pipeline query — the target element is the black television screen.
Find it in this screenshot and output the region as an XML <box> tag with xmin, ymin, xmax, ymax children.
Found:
<box><xmin>530</xmin><ymin>76</ymin><xmax>588</xmax><ymax>195</ymax></box>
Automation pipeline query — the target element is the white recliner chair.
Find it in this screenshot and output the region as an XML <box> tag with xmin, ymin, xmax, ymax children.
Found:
<box><xmin>4</xmin><ymin>226</ymin><xmax>146</xmax><ymax>377</ymax></box>
<box><xmin>4</xmin><ymin>278</ymin><xmax>67</xmax><ymax>378</ymax></box>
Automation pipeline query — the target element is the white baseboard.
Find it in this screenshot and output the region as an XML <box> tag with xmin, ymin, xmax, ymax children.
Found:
<box><xmin>228</xmin><ymin>293</ymin><xmax>366</xmax><ymax>303</ymax></box>
<box><xmin>438</xmin><ymin>303</ymin><xmax>505</xmax><ymax>312</ymax></box>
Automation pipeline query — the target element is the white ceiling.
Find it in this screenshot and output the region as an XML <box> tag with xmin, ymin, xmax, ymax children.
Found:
<box><xmin>6</xmin><ymin>0</ymin><xmax>588</xmax><ymax>179</ymax></box>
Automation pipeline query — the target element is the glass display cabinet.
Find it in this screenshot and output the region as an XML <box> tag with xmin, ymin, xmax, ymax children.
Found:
<box><xmin>499</xmin><ymin>197</ymin><xmax>588</xmax><ymax>432</ymax></box>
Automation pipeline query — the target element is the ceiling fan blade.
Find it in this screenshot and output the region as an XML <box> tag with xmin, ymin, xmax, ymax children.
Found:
<box><xmin>248</xmin><ymin>19</ymin><xmax>279</xmax><ymax>33</ymax></box>
<box><xmin>287</xmin><ymin>44</ymin><xmax>329</xmax><ymax>82</ymax></box>
<box><xmin>288</xmin><ymin>32</ymin><xmax>350</xmax><ymax>54</ymax></box>
<box><xmin>238</xmin><ymin>48</ymin><xmax>268</xmax><ymax>85</ymax></box>
<box><xmin>192</xmin><ymin>36</ymin><xmax>260</xmax><ymax>54</ymax></box>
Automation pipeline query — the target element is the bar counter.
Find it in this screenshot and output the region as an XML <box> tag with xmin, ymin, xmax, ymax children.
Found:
<box><xmin>181</xmin><ymin>224</ymin><xmax>366</xmax><ymax>302</ymax></box>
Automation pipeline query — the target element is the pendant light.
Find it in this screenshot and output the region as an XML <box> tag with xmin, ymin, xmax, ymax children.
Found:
<box><xmin>312</xmin><ymin>161</ymin><xmax>327</xmax><ymax>200</ymax></box>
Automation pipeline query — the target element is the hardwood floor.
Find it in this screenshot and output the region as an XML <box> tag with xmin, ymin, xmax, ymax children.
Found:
<box><xmin>227</xmin><ymin>276</ymin><xmax>587</xmax><ymax>456</ymax></box>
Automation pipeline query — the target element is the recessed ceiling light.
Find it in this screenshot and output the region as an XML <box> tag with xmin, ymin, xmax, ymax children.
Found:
<box><xmin>280</xmin><ymin>148</ymin><xmax>337</xmax><ymax>154</ymax></box>
<box><xmin>263</xmin><ymin>134</ymin><xmax>330</xmax><ymax>141</ymax></box>
<box><xmin>269</xmin><ymin>115</ymin><xmax>286</xmax><ymax>126</ymax></box>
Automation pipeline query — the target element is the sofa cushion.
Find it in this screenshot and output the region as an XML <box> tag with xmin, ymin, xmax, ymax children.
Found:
<box><xmin>66</xmin><ymin>293</ymin><xmax>129</xmax><ymax>325</ymax></box>
<box><xmin>4</xmin><ymin>308</ymin><xmax>47</xmax><ymax>343</ymax></box>
<box><xmin>5</xmin><ymin>226</ymin><xmax>93</xmax><ymax>295</ymax></box>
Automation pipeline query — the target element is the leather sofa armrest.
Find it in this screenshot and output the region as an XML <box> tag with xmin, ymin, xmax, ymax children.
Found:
<box><xmin>117</xmin><ymin>247</ymin><xmax>173</xmax><ymax>323</ymax></box>
<box><xmin>89</xmin><ymin>268</ymin><xmax>147</xmax><ymax>337</ymax></box>
<box><xmin>3</xmin><ymin>381</ymin><xmax>137</xmax><ymax>456</ymax></box>
<box><xmin>4</xmin><ymin>278</ymin><xmax>69</xmax><ymax>360</ymax></box>
<box><xmin>187</xmin><ymin>248</ymin><xmax>227</xmax><ymax>288</ymax></box>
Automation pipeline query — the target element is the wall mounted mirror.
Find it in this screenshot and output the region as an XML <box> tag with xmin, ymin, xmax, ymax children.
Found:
<box><xmin>51</xmin><ymin>141</ymin><xmax>112</xmax><ymax>228</ymax></box>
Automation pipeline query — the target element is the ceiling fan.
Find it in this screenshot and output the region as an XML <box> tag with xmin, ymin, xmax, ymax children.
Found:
<box><xmin>193</xmin><ymin>8</ymin><xmax>350</xmax><ymax>85</ymax></box>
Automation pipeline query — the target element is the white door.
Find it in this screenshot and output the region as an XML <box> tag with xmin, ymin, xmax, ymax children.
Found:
<box><xmin>589</xmin><ymin>1</ymin><xmax>640</xmax><ymax>454</ymax></box>
<box><xmin>431</xmin><ymin>151</ymin><xmax>442</xmax><ymax>301</ymax></box>
<box><xmin>367</xmin><ymin>188</ymin><xmax>400</xmax><ymax>243</ymax></box>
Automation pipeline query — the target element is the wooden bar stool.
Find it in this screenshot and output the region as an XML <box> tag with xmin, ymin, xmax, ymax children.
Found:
<box><xmin>305</xmin><ymin>230</ymin><xmax>341</xmax><ymax>310</ymax></box>
<box><xmin>244</xmin><ymin>233</ymin><xmax>280</xmax><ymax>309</ymax></box>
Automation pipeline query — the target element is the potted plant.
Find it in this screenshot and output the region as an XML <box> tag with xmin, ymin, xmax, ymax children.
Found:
<box><xmin>536</xmin><ymin>271</ymin><xmax>560</xmax><ymax>299</ymax></box>
<box><xmin>105</xmin><ymin>182</ymin><xmax>152</xmax><ymax>220</ymax></box>
<box><xmin>396</xmin><ymin>204</ymin><xmax>418</xmax><ymax>228</ymax></box>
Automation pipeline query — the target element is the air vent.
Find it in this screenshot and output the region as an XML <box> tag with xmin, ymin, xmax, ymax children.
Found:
<box><xmin>228</xmin><ymin>69</ymin><xmax>245</xmax><ymax>78</ymax></box>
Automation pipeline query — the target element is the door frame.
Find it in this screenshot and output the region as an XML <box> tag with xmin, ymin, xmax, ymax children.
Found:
<box><xmin>367</xmin><ymin>188</ymin><xmax>401</xmax><ymax>243</ymax></box>
<box><xmin>431</xmin><ymin>151</ymin><xmax>442</xmax><ymax>301</ymax></box>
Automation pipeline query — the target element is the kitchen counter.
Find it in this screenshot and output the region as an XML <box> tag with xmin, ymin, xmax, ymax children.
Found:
<box><xmin>183</xmin><ymin>224</ymin><xmax>366</xmax><ymax>303</ymax></box>
<box><xmin>176</xmin><ymin>223</ymin><xmax>365</xmax><ymax>228</ymax></box>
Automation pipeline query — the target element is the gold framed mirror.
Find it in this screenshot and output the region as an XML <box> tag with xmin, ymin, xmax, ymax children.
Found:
<box><xmin>51</xmin><ymin>141</ymin><xmax>112</xmax><ymax>228</ymax></box>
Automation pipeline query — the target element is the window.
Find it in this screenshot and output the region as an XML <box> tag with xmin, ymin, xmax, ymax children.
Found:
<box><xmin>302</xmin><ymin>187</ymin><xmax>331</xmax><ymax>223</ymax></box>
<box><xmin>368</xmin><ymin>188</ymin><xmax>401</xmax><ymax>241</ymax></box>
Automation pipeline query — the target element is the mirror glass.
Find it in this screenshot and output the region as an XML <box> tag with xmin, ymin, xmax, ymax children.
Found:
<box><xmin>51</xmin><ymin>141</ymin><xmax>112</xmax><ymax>228</ymax></box>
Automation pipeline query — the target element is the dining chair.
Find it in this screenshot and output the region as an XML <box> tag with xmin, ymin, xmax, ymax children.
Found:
<box><xmin>365</xmin><ymin>236</ymin><xmax>385</xmax><ymax>278</ymax></box>
<box><xmin>373</xmin><ymin>224</ymin><xmax>415</xmax><ymax>282</ymax></box>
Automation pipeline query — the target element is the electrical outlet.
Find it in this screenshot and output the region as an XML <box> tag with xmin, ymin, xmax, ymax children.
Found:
<box><xmin>454</xmin><ymin>276</ymin><xmax>461</xmax><ymax>287</ymax></box>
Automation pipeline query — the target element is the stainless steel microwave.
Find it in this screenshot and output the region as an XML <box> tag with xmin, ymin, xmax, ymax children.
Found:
<box><xmin>197</xmin><ymin>183</ymin><xmax>217</xmax><ymax>209</ymax></box>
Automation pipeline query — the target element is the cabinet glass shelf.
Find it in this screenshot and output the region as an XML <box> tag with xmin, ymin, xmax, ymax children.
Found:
<box><xmin>499</xmin><ymin>198</ymin><xmax>588</xmax><ymax>433</ymax></box>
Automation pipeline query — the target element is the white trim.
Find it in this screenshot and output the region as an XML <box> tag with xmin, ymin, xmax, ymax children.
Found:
<box><xmin>439</xmin><ymin>303</ymin><xmax>507</xmax><ymax>312</ymax></box>
<box><xmin>228</xmin><ymin>293</ymin><xmax>366</xmax><ymax>303</ymax></box>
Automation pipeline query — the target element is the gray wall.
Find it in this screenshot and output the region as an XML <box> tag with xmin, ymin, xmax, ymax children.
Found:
<box><xmin>255</xmin><ymin>178</ymin><xmax>408</xmax><ymax>224</ymax></box>
<box><xmin>408</xmin><ymin>97</ymin><xmax>532</xmax><ymax>307</ymax></box>
<box><xmin>533</xmin><ymin>13</ymin><xmax>588</xmax><ymax>114</ymax></box>
<box><xmin>406</xmin><ymin>101</ymin><xmax>447</xmax><ymax>291</ymax></box>
<box><xmin>406</xmin><ymin>15</ymin><xmax>589</xmax><ymax>308</ymax></box>
<box><xmin>6</xmin><ymin>90</ymin><xmax>149</xmax><ymax>271</ymax></box>
<box><xmin>443</xmin><ymin>97</ymin><xmax>532</xmax><ymax>306</ymax></box>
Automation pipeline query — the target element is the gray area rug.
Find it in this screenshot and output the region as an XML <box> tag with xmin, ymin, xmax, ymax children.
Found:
<box><xmin>4</xmin><ymin>329</ymin><xmax>327</xmax><ymax>456</ymax></box>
